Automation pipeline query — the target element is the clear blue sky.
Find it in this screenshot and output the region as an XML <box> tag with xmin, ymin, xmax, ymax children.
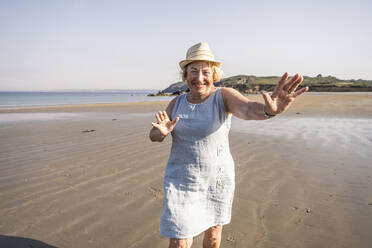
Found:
<box><xmin>0</xmin><ymin>0</ymin><xmax>371</xmax><ymax>90</ymax></box>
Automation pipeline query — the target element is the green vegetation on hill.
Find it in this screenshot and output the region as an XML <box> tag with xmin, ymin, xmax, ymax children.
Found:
<box><xmin>152</xmin><ymin>74</ymin><xmax>372</xmax><ymax>96</ymax></box>
<box><xmin>216</xmin><ymin>74</ymin><xmax>372</xmax><ymax>93</ymax></box>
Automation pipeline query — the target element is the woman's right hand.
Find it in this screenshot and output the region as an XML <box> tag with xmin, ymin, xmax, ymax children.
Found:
<box><xmin>151</xmin><ymin>111</ymin><xmax>179</xmax><ymax>136</ymax></box>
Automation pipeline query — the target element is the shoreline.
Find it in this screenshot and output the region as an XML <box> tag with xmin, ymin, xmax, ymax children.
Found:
<box><xmin>1</xmin><ymin>91</ymin><xmax>372</xmax><ymax>112</ymax></box>
<box><xmin>1</xmin><ymin>93</ymin><xmax>372</xmax><ymax>119</ymax></box>
<box><xmin>0</xmin><ymin>101</ymin><xmax>170</xmax><ymax>113</ymax></box>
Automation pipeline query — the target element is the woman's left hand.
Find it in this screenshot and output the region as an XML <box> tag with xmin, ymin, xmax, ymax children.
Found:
<box><xmin>261</xmin><ymin>72</ymin><xmax>308</xmax><ymax>115</ymax></box>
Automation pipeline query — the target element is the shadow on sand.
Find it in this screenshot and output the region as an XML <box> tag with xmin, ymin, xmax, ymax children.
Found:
<box><xmin>0</xmin><ymin>235</ymin><xmax>58</xmax><ymax>248</ymax></box>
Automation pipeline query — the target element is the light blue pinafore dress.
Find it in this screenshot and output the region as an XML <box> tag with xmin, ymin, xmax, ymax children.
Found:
<box><xmin>160</xmin><ymin>88</ymin><xmax>235</xmax><ymax>238</ymax></box>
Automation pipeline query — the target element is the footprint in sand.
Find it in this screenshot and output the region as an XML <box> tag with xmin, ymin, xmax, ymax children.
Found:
<box><xmin>226</xmin><ymin>235</ymin><xmax>235</xmax><ymax>242</ymax></box>
<box><xmin>82</xmin><ymin>129</ymin><xmax>95</xmax><ymax>133</ymax></box>
<box><xmin>295</xmin><ymin>218</ymin><xmax>302</xmax><ymax>224</ymax></box>
<box><xmin>147</xmin><ymin>187</ymin><xmax>163</xmax><ymax>199</ymax></box>
<box><xmin>123</xmin><ymin>191</ymin><xmax>133</xmax><ymax>197</ymax></box>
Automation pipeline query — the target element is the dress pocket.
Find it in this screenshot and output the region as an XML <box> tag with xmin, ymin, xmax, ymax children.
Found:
<box><xmin>164</xmin><ymin>179</ymin><xmax>201</xmax><ymax>205</ymax></box>
<box><xmin>207</xmin><ymin>174</ymin><xmax>234</xmax><ymax>204</ymax></box>
<box><xmin>164</xmin><ymin>163</ymin><xmax>202</xmax><ymax>205</ymax></box>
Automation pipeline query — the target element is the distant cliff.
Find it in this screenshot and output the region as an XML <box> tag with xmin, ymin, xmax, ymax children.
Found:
<box><xmin>152</xmin><ymin>74</ymin><xmax>372</xmax><ymax>96</ymax></box>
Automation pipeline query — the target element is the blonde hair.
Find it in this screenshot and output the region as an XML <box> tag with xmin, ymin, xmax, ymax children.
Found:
<box><xmin>181</xmin><ymin>61</ymin><xmax>223</xmax><ymax>83</ymax></box>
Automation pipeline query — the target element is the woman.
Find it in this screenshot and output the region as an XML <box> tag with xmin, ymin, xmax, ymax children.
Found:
<box><xmin>149</xmin><ymin>42</ymin><xmax>308</xmax><ymax>248</ymax></box>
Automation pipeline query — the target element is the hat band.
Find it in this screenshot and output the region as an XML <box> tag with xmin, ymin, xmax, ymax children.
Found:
<box><xmin>187</xmin><ymin>52</ymin><xmax>214</xmax><ymax>60</ymax></box>
<box><xmin>188</xmin><ymin>50</ymin><xmax>214</xmax><ymax>57</ymax></box>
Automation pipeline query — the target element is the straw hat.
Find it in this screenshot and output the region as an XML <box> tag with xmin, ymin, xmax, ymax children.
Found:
<box><xmin>179</xmin><ymin>42</ymin><xmax>221</xmax><ymax>70</ymax></box>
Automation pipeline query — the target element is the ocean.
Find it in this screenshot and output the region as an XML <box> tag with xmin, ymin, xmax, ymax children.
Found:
<box><xmin>0</xmin><ymin>90</ymin><xmax>172</xmax><ymax>108</ymax></box>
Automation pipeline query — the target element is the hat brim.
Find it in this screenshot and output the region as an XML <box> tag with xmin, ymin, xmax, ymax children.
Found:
<box><xmin>179</xmin><ymin>59</ymin><xmax>221</xmax><ymax>70</ymax></box>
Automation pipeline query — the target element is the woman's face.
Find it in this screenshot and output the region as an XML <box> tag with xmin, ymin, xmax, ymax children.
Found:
<box><xmin>186</xmin><ymin>61</ymin><xmax>214</xmax><ymax>96</ymax></box>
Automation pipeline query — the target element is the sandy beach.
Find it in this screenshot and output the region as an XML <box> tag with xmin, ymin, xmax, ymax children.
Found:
<box><xmin>1</xmin><ymin>93</ymin><xmax>372</xmax><ymax>248</ymax></box>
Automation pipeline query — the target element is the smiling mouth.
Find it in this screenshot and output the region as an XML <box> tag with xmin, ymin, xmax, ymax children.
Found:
<box><xmin>191</xmin><ymin>81</ymin><xmax>207</xmax><ymax>89</ymax></box>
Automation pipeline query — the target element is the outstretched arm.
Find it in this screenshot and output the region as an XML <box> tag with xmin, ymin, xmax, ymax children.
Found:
<box><xmin>149</xmin><ymin>97</ymin><xmax>179</xmax><ymax>142</ymax></box>
<box><xmin>222</xmin><ymin>72</ymin><xmax>308</xmax><ymax>120</ymax></box>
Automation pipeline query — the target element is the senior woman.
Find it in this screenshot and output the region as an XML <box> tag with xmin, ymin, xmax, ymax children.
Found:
<box><xmin>149</xmin><ymin>42</ymin><xmax>308</xmax><ymax>248</ymax></box>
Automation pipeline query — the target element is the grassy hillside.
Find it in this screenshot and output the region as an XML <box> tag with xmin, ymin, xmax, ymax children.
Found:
<box><xmin>216</xmin><ymin>74</ymin><xmax>372</xmax><ymax>93</ymax></box>
<box><xmin>156</xmin><ymin>74</ymin><xmax>372</xmax><ymax>95</ymax></box>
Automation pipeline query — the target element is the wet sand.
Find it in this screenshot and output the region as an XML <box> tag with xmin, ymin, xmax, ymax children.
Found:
<box><xmin>1</xmin><ymin>93</ymin><xmax>372</xmax><ymax>248</ymax></box>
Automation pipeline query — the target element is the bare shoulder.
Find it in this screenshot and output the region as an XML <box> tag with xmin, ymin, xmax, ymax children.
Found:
<box><xmin>221</xmin><ymin>87</ymin><xmax>250</xmax><ymax>100</ymax></box>
<box><xmin>221</xmin><ymin>87</ymin><xmax>238</xmax><ymax>113</ymax></box>
<box><xmin>220</xmin><ymin>87</ymin><xmax>251</xmax><ymax>114</ymax></box>
<box><xmin>221</xmin><ymin>86</ymin><xmax>247</xmax><ymax>100</ymax></box>
<box><xmin>221</xmin><ymin>87</ymin><xmax>246</xmax><ymax>99</ymax></box>
<box><xmin>165</xmin><ymin>95</ymin><xmax>180</xmax><ymax>119</ymax></box>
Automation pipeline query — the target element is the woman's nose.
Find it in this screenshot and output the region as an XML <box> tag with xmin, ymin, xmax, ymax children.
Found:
<box><xmin>197</xmin><ymin>71</ymin><xmax>204</xmax><ymax>82</ymax></box>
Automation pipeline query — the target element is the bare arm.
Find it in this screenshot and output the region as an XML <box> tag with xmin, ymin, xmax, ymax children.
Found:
<box><xmin>222</xmin><ymin>73</ymin><xmax>308</xmax><ymax>120</ymax></box>
<box><xmin>221</xmin><ymin>87</ymin><xmax>268</xmax><ymax>120</ymax></box>
<box><xmin>149</xmin><ymin>97</ymin><xmax>179</xmax><ymax>142</ymax></box>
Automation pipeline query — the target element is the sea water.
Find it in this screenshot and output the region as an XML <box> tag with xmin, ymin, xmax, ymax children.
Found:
<box><xmin>0</xmin><ymin>90</ymin><xmax>172</xmax><ymax>108</ymax></box>
<box><xmin>232</xmin><ymin>116</ymin><xmax>372</xmax><ymax>159</ymax></box>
